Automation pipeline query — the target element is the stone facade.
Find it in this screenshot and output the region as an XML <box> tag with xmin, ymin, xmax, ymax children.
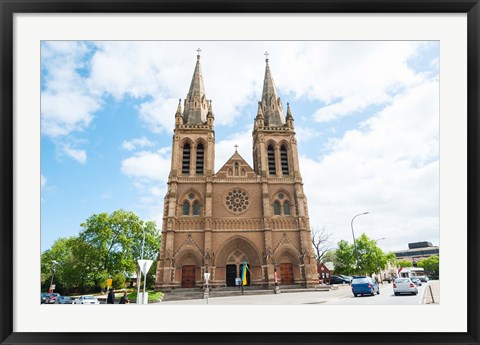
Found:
<box><xmin>154</xmin><ymin>53</ymin><xmax>318</xmax><ymax>290</ymax></box>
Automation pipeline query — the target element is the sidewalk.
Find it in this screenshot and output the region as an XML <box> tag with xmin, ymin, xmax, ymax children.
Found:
<box><xmin>422</xmin><ymin>280</ymin><xmax>440</xmax><ymax>304</ymax></box>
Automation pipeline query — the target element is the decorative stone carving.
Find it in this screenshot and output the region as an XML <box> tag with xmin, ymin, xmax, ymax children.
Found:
<box><xmin>224</xmin><ymin>188</ymin><xmax>250</xmax><ymax>215</ymax></box>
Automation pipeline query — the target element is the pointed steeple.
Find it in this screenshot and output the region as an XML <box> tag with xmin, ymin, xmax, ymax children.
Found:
<box><xmin>286</xmin><ymin>102</ymin><xmax>294</xmax><ymax>129</ymax></box>
<box><xmin>183</xmin><ymin>49</ymin><xmax>209</xmax><ymax>125</ymax></box>
<box><xmin>261</xmin><ymin>53</ymin><xmax>285</xmax><ymax>127</ymax></box>
<box><xmin>175</xmin><ymin>98</ymin><xmax>183</xmax><ymax>126</ymax></box>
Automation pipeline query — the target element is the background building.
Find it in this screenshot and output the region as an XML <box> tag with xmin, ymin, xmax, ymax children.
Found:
<box><xmin>155</xmin><ymin>53</ymin><xmax>318</xmax><ymax>290</ymax></box>
<box><xmin>394</xmin><ymin>241</ymin><xmax>439</xmax><ymax>266</ymax></box>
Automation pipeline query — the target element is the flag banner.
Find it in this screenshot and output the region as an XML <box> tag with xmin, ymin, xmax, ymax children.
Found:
<box><xmin>241</xmin><ymin>260</ymin><xmax>247</xmax><ymax>286</ymax></box>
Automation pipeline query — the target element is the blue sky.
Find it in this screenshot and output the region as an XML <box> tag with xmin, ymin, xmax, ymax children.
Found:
<box><xmin>41</xmin><ymin>41</ymin><xmax>439</xmax><ymax>253</ymax></box>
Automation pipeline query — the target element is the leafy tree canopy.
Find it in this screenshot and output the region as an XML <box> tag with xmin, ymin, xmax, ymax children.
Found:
<box><xmin>41</xmin><ymin>210</ymin><xmax>160</xmax><ymax>293</ymax></box>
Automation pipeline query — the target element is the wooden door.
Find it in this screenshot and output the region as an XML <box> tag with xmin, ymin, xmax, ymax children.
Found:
<box><xmin>181</xmin><ymin>265</ymin><xmax>196</xmax><ymax>288</ymax></box>
<box><xmin>280</xmin><ymin>263</ymin><xmax>294</xmax><ymax>285</ymax></box>
<box><xmin>226</xmin><ymin>264</ymin><xmax>237</xmax><ymax>287</ymax></box>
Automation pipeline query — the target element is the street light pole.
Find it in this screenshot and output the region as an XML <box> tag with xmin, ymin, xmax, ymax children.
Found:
<box><xmin>351</xmin><ymin>212</ymin><xmax>369</xmax><ymax>276</ymax></box>
<box><xmin>126</xmin><ymin>219</ymin><xmax>146</xmax><ymax>304</ymax></box>
<box><xmin>49</xmin><ymin>260</ymin><xmax>58</xmax><ymax>293</ymax></box>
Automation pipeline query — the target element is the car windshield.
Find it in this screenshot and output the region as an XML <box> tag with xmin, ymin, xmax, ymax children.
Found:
<box><xmin>84</xmin><ymin>296</ymin><xmax>96</xmax><ymax>300</ymax></box>
<box><xmin>395</xmin><ymin>278</ymin><xmax>409</xmax><ymax>283</ymax></box>
<box><xmin>352</xmin><ymin>277</ymin><xmax>369</xmax><ymax>284</ymax></box>
<box><xmin>63</xmin><ymin>296</ymin><xmax>71</xmax><ymax>299</ymax></box>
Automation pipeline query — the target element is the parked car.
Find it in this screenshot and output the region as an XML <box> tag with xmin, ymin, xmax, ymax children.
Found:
<box><xmin>417</xmin><ymin>276</ymin><xmax>429</xmax><ymax>282</ymax></box>
<box><xmin>55</xmin><ymin>296</ymin><xmax>73</xmax><ymax>304</ymax></box>
<box><xmin>74</xmin><ymin>295</ymin><xmax>100</xmax><ymax>305</ymax></box>
<box><xmin>330</xmin><ymin>275</ymin><xmax>351</xmax><ymax>285</ymax></box>
<box><xmin>410</xmin><ymin>277</ymin><xmax>422</xmax><ymax>286</ymax></box>
<box><xmin>393</xmin><ymin>278</ymin><xmax>418</xmax><ymax>295</ymax></box>
<box><xmin>338</xmin><ymin>275</ymin><xmax>353</xmax><ymax>283</ymax></box>
<box><xmin>351</xmin><ymin>276</ymin><xmax>380</xmax><ymax>297</ymax></box>
<box><xmin>41</xmin><ymin>292</ymin><xmax>51</xmax><ymax>304</ymax></box>
<box><xmin>47</xmin><ymin>293</ymin><xmax>60</xmax><ymax>304</ymax></box>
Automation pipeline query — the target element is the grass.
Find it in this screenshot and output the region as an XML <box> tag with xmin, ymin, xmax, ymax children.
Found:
<box><xmin>127</xmin><ymin>290</ymin><xmax>164</xmax><ymax>302</ymax></box>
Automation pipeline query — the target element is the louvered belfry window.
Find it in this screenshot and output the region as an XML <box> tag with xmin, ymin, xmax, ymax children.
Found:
<box><xmin>280</xmin><ymin>145</ymin><xmax>289</xmax><ymax>175</ymax></box>
<box><xmin>267</xmin><ymin>144</ymin><xmax>276</xmax><ymax>175</ymax></box>
<box><xmin>196</xmin><ymin>143</ymin><xmax>204</xmax><ymax>175</ymax></box>
<box><xmin>182</xmin><ymin>143</ymin><xmax>191</xmax><ymax>175</ymax></box>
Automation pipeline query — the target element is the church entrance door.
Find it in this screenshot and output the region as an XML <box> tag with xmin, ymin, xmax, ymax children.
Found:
<box><xmin>181</xmin><ymin>265</ymin><xmax>196</xmax><ymax>288</ymax></box>
<box><xmin>226</xmin><ymin>264</ymin><xmax>237</xmax><ymax>287</ymax></box>
<box><xmin>280</xmin><ymin>263</ymin><xmax>294</xmax><ymax>285</ymax></box>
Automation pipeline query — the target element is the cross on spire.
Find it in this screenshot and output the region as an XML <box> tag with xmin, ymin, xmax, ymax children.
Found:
<box><xmin>234</xmin><ymin>144</ymin><xmax>239</xmax><ymax>152</ymax></box>
<box><xmin>264</xmin><ymin>51</ymin><xmax>269</xmax><ymax>63</ymax></box>
<box><xmin>197</xmin><ymin>48</ymin><xmax>202</xmax><ymax>59</ymax></box>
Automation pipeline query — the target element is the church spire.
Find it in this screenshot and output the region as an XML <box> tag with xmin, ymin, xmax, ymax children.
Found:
<box><xmin>183</xmin><ymin>49</ymin><xmax>209</xmax><ymax>125</ymax></box>
<box><xmin>260</xmin><ymin>53</ymin><xmax>285</xmax><ymax>127</ymax></box>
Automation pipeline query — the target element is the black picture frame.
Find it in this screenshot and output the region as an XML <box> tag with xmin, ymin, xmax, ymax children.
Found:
<box><xmin>1</xmin><ymin>1</ymin><xmax>479</xmax><ymax>344</ymax></box>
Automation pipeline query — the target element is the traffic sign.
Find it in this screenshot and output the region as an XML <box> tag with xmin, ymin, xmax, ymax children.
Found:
<box><xmin>137</xmin><ymin>260</ymin><xmax>154</xmax><ymax>275</ymax></box>
<box><xmin>106</xmin><ymin>278</ymin><xmax>112</xmax><ymax>287</ymax></box>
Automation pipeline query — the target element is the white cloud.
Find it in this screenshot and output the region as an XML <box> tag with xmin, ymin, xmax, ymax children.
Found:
<box><xmin>122</xmin><ymin>137</ymin><xmax>155</xmax><ymax>151</ymax></box>
<box><xmin>214</xmin><ymin>128</ymin><xmax>253</xmax><ymax>171</ymax></box>
<box><xmin>62</xmin><ymin>145</ymin><xmax>87</xmax><ymax>164</ymax></box>
<box><xmin>300</xmin><ymin>81</ymin><xmax>439</xmax><ymax>252</ymax></box>
<box><xmin>41</xmin><ymin>42</ymin><xmax>101</xmax><ymax>137</ymax></box>
<box><xmin>121</xmin><ymin>149</ymin><xmax>171</xmax><ymax>182</ymax></box>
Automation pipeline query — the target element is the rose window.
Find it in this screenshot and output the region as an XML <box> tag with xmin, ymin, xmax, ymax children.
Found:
<box><xmin>225</xmin><ymin>189</ymin><xmax>250</xmax><ymax>214</ymax></box>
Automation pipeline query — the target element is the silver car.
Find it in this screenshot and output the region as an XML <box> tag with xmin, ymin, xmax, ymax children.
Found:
<box><xmin>74</xmin><ymin>295</ymin><xmax>100</xmax><ymax>304</ymax></box>
<box><xmin>393</xmin><ymin>278</ymin><xmax>418</xmax><ymax>295</ymax></box>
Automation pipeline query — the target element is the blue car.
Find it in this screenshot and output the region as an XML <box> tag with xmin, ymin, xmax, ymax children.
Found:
<box><xmin>351</xmin><ymin>276</ymin><xmax>380</xmax><ymax>297</ymax></box>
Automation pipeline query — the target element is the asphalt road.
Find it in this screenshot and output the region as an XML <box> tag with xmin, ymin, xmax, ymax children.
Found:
<box><xmin>325</xmin><ymin>283</ymin><xmax>427</xmax><ymax>305</ymax></box>
<box><xmin>159</xmin><ymin>283</ymin><xmax>429</xmax><ymax>305</ymax></box>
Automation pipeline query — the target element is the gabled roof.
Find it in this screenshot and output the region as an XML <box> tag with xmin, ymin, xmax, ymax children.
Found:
<box><xmin>216</xmin><ymin>151</ymin><xmax>256</xmax><ymax>178</ymax></box>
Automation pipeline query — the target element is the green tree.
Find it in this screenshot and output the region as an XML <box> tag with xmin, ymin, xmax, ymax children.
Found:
<box><xmin>41</xmin><ymin>210</ymin><xmax>161</xmax><ymax>293</ymax></box>
<box><xmin>112</xmin><ymin>273</ymin><xmax>126</xmax><ymax>289</ymax></box>
<box><xmin>418</xmin><ymin>255</ymin><xmax>439</xmax><ymax>279</ymax></box>
<box><xmin>333</xmin><ymin>240</ymin><xmax>356</xmax><ymax>275</ymax></box>
<box><xmin>79</xmin><ymin>209</ymin><xmax>160</xmax><ymax>278</ymax></box>
<box><xmin>333</xmin><ymin>234</ymin><xmax>390</xmax><ymax>276</ymax></box>
<box><xmin>322</xmin><ymin>250</ymin><xmax>336</xmax><ymax>263</ymax></box>
<box><xmin>397</xmin><ymin>259</ymin><xmax>413</xmax><ymax>268</ymax></box>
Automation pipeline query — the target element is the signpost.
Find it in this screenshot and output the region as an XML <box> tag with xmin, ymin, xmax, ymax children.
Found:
<box><xmin>203</xmin><ymin>272</ymin><xmax>211</xmax><ymax>301</ymax></box>
<box><xmin>137</xmin><ymin>259</ymin><xmax>154</xmax><ymax>304</ymax></box>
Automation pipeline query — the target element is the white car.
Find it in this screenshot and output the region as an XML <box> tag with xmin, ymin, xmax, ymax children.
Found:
<box><xmin>74</xmin><ymin>295</ymin><xmax>100</xmax><ymax>304</ymax></box>
<box><xmin>393</xmin><ymin>278</ymin><xmax>418</xmax><ymax>296</ymax></box>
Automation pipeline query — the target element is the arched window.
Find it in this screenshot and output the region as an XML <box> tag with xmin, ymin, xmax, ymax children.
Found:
<box><xmin>280</xmin><ymin>145</ymin><xmax>289</xmax><ymax>175</ymax></box>
<box><xmin>193</xmin><ymin>201</ymin><xmax>200</xmax><ymax>216</ymax></box>
<box><xmin>234</xmin><ymin>162</ymin><xmax>239</xmax><ymax>176</ymax></box>
<box><xmin>182</xmin><ymin>201</ymin><xmax>190</xmax><ymax>216</ymax></box>
<box><xmin>196</xmin><ymin>143</ymin><xmax>204</xmax><ymax>175</ymax></box>
<box><xmin>283</xmin><ymin>201</ymin><xmax>290</xmax><ymax>216</ymax></box>
<box><xmin>274</xmin><ymin>201</ymin><xmax>281</xmax><ymax>215</ymax></box>
<box><xmin>267</xmin><ymin>144</ymin><xmax>276</xmax><ymax>176</ymax></box>
<box><xmin>182</xmin><ymin>143</ymin><xmax>191</xmax><ymax>175</ymax></box>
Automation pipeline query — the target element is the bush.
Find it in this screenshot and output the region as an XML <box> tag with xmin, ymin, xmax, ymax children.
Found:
<box><xmin>112</xmin><ymin>273</ymin><xmax>126</xmax><ymax>289</ymax></box>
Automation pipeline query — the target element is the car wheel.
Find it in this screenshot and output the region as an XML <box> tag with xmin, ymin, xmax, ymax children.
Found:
<box><xmin>371</xmin><ymin>289</ymin><xmax>375</xmax><ymax>296</ymax></box>
<box><xmin>395</xmin><ymin>292</ymin><xmax>399</xmax><ymax>296</ymax></box>
<box><xmin>354</xmin><ymin>294</ymin><xmax>358</xmax><ymax>297</ymax></box>
<box><xmin>377</xmin><ymin>289</ymin><xmax>380</xmax><ymax>295</ymax></box>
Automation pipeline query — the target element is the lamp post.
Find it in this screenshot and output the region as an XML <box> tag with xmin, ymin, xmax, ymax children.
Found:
<box><xmin>126</xmin><ymin>219</ymin><xmax>146</xmax><ymax>304</ymax></box>
<box><xmin>49</xmin><ymin>260</ymin><xmax>58</xmax><ymax>293</ymax></box>
<box><xmin>273</xmin><ymin>259</ymin><xmax>280</xmax><ymax>294</ymax></box>
<box><xmin>351</xmin><ymin>212</ymin><xmax>369</xmax><ymax>276</ymax></box>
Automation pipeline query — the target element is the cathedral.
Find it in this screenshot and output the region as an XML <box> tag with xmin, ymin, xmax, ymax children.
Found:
<box><xmin>154</xmin><ymin>51</ymin><xmax>318</xmax><ymax>290</ymax></box>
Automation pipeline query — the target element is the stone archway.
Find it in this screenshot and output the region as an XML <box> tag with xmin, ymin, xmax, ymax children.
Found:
<box><xmin>215</xmin><ymin>236</ymin><xmax>262</xmax><ymax>286</ymax></box>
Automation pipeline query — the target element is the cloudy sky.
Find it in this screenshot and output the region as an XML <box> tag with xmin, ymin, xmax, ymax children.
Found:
<box><xmin>40</xmin><ymin>41</ymin><xmax>439</xmax><ymax>253</ymax></box>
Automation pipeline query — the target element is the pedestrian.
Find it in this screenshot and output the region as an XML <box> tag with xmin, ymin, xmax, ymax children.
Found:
<box><xmin>107</xmin><ymin>289</ymin><xmax>115</xmax><ymax>304</ymax></box>
<box><xmin>119</xmin><ymin>292</ymin><xmax>129</xmax><ymax>304</ymax></box>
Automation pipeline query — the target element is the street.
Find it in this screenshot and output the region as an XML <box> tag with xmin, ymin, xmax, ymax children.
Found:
<box><xmin>325</xmin><ymin>283</ymin><xmax>427</xmax><ymax>305</ymax></box>
<box><xmin>159</xmin><ymin>281</ymin><xmax>437</xmax><ymax>305</ymax></box>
